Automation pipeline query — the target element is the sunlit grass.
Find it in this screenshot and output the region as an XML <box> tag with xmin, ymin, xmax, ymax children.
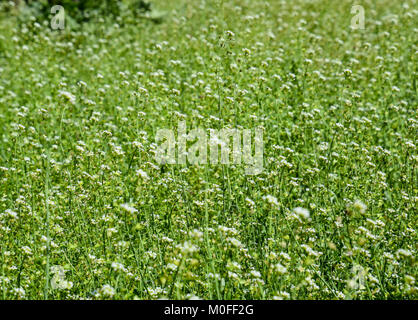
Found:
<box><xmin>0</xmin><ymin>0</ymin><xmax>416</xmax><ymax>299</ymax></box>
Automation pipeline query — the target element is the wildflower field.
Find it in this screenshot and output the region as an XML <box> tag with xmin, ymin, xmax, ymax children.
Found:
<box><xmin>0</xmin><ymin>0</ymin><xmax>416</xmax><ymax>300</ymax></box>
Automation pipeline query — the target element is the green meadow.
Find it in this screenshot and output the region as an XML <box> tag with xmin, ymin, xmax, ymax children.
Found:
<box><xmin>0</xmin><ymin>0</ymin><xmax>416</xmax><ymax>299</ymax></box>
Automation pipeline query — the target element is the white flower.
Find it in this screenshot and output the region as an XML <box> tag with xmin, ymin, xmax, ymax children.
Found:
<box><xmin>273</xmin><ymin>291</ymin><xmax>290</xmax><ymax>300</ymax></box>
<box><xmin>343</xmin><ymin>69</ymin><xmax>352</xmax><ymax>76</ymax></box>
<box><xmin>352</xmin><ymin>200</ymin><xmax>367</xmax><ymax>214</ymax></box>
<box><xmin>58</xmin><ymin>90</ymin><xmax>76</xmax><ymax>104</ymax></box>
<box><xmin>225</xmin><ymin>30</ymin><xmax>235</xmax><ymax>37</ymax></box>
<box><xmin>263</xmin><ymin>195</ymin><xmax>279</xmax><ymax>207</ymax></box>
<box><xmin>52</xmin><ymin>277</ymin><xmax>73</xmax><ymax>290</ymax></box>
<box><xmin>274</xmin><ymin>263</ymin><xmax>287</xmax><ymax>274</ymax></box>
<box><xmin>22</xmin><ymin>246</ymin><xmax>32</xmax><ymax>255</ymax></box>
<box><xmin>180</xmin><ymin>241</ymin><xmax>198</xmax><ymax>254</ymax></box>
<box><xmin>12</xmin><ymin>287</ymin><xmax>26</xmax><ymax>298</ymax></box>
<box><xmin>5</xmin><ymin>209</ymin><xmax>18</xmax><ymax>219</ymax></box>
<box><xmin>279</xmin><ymin>252</ymin><xmax>291</xmax><ymax>261</ymax></box>
<box><xmin>250</xmin><ymin>270</ymin><xmax>261</xmax><ymax>278</ymax></box>
<box><xmin>405</xmin><ymin>275</ymin><xmax>415</xmax><ymax>285</ymax></box>
<box><xmin>245</xmin><ymin>198</ymin><xmax>255</xmax><ymax>207</ymax></box>
<box><xmin>148</xmin><ymin>287</ymin><xmax>166</xmax><ymax>298</ymax></box>
<box><xmin>293</xmin><ymin>207</ymin><xmax>310</xmax><ymax>219</ymax></box>
<box><xmin>50</xmin><ymin>265</ymin><xmax>73</xmax><ymax>290</ymax></box>
<box><xmin>301</xmin><ymin>244</ymin><xmax>322</xmax><ymax>257</ymax></box>
<box><xmin>100</xmin><ymin>284</ymin><xmax>115</xmax><ymax>298</ymax></box>
<box><xmin>111</xmin><ymin>262</ymin><xmax>125</xmax><ymax>272</ymax></box>
<box><xmin>166</xmin><ymin>263</ymin><xmax>178</xmax><ymax>271</ymax></box>
<box><xmin>136</xmin><ymin>169</ymin><xmax>149</xmax><ymax>180</ymax></box>
<box><xmin>120</xmin><ymin>203</ymin><xmax>138</xmax><ymax>214</ymax></box>
<box><xmin>77</xmin><ymin>80</ymin><xmax>87</xmax><ymax>88</ymax></box>
<box><xmin>189</xmin><ymin>229</ymin><xmax>203</xmax><ymax>239</ymax></box>
<box><xmin>226</xmin><ymin>237</ymin><xmax>243</xmax><ymax>248</ymax></box>
<box><xmin>106</xmin><ymin>227</ymin><xmax>118</xmax><ymax>237</ymax></box>
<box><xmin>396</xmin><ymin>249</ymin><xmax>412</xmax><ymax>258</ymax></box>
<box><xmin>144</xmin><ymin>251</ymin><xmax>157</xmax><ymax>259</ymax></box>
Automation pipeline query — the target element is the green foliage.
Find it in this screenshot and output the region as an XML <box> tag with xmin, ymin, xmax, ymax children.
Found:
<box><xmin>0</xmin><ymin>0</ymin><xmax>416</xmax><ymax>300</ymax></box>
<box><xmin>1</xmin><ymin>0</ymin><xmax>155</xmax><ymax>24</ymax></box>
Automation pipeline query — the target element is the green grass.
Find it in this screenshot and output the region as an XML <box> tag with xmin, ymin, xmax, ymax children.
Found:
<box><xmin>0</xmin><ymin>0</ymin><xmax>416</xmax><ymax>299</ymax></box>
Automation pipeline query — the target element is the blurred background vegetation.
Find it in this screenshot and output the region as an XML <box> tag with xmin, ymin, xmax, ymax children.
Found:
<box><xmin>0</xmin><ymin>0</ymin><xmax>164</xmax><ymax>27</ymax></box>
